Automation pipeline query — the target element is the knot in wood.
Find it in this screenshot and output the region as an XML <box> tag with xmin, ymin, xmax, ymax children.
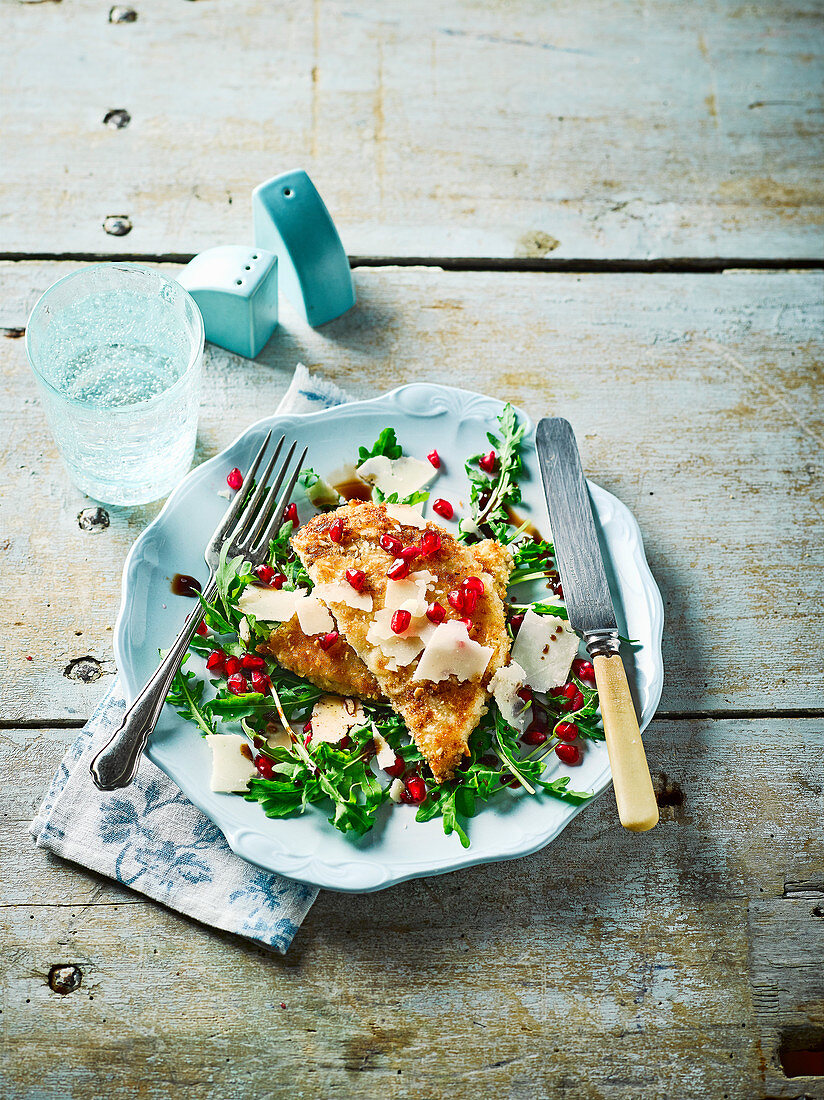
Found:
<box><xmin>64</xmin><ymin>656</ymin><xmax>103</xmax><ymax>683</ymax></box>
<box><xmin>77</xmin><ymin>506</ymin><xmax>110</xmax><ymax>532</ymax></box>
<box><xmin>108</xmin><ymin>5</ymin><xmax>137</xmax><ymax>21</ymax></box>
<box><xmin>103</xmin><ymin>215</ymin><xmax>132</xmax><ymax>237</ymax></box>
<box><xmin>103</xmin><ymin>108</ymin><xmax>131</xmax><ymax>130</ymax></box>
<box><xmin>48</xmin><ymin>964</ymin><xmax>82</xmax><ymax>995</ymax></box>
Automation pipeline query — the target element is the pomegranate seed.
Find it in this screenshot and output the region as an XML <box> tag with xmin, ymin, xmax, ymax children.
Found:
<box><xmin>510</xmin><ymin>613</ymin><xmax>525</xmax><ymax>633</ymax></box>
<box><xmin>447</xmin><ymin>589</ymin><xmax>464</xmax><ymax>611</ymax></box>
<box><xmin>345</xmin><ymin>567</ymin><xmax>365</xmax><ymax>591</ymax></box>
<box><xmin>479</xmin><ymin>449</ymin><xmax>497</xmax><ymax>473</ymax></box>
<box><xmin>255</xmin><ymin>755</ymin><xmax>275</xmax><ymax>779</ymax></box>
<box><xmin>339</xmin><ymin>734</ymin><xmax>351</xmax><ymax>750</ymax></box>
<box><xmin>401</xmin><ymin>776</ymin><xmax>428</xmax><ymax>804</ymax></box>
<box><xmin>227</xmin><ymin>672</ymin><xmax>248</xmax><ymax>695</ymax></box>
<box><xmin>328</xmin><ymin>518</ymin><xmax>345</xmax><ymax>543</ymax></box>
<box><xmin>555</xmin><ymin>722</ymin><xmax>579</xmax><ymax>742</ymax></box>
<box><xmin>387</xmin><ymin>558</ymin><xmax>410</xmax><ymax>581</ymax></box>
<box><xmin>522</xmin><ymin>726</ymin><xmax>548</xmax><ymax>746</ymax></box>
<box><xmin>427</xmin><ymin>450</ymin><xmax>441</xmax><ymax>468</ymax></box>
<box><xmin>460</xmin><ymin>588</ymin><xmax>478</xmax><ymax>614</ymax></box>
<box><xmin>391</xmin><ymin>609</ymin><xmax>412</xmax><ymax>634</ymax></box>
<box><xmin>552</xmin><ymin>580</ymin><xmax>565</xmax><ymax>599</ymax></box>
<box><xmin>255</xmin><ymin>563</ymin><xmax>276</xmax><ymax>585</ymax></box>
<box><xmin>459</xmin><ymin>617</ymin><xmax>474</xmax><ymax>631</ymax></box>
<box><xmin>195</xmin><ymin>618</ymin><xmax>207</xmax><ymax>636</ymax></box>
<box><xmin>303</xmin><ymin>732</ymin><xmax>312</xmax><ymax>748</ymax></box>
<box><xmin>399</xmin><ymin>545</ymin><xmax>421</xmax><ymax>562</ymax></box>
<box><xmin>561</xmin><ymin>681</ymin><xmax>578</xmax><ymax>700</ymax></box>
<box><xmin>227</xmin><ymin>467</ymin><xmax>243</xmax><ymax>490</ymax></box>
<box><xmin>516</xmin><ymin>686</ymin><xmax>533</xmax><ymax>702</ymax></box>
<box><xmin>272</xmin><ymin>573</ymin><xmax>286</xmax><ymax>590</ymax></box>
<box><xmin>250</xmin><ymin>671</ymin><xmax>270</xmax><ymax>694</ymax></box>
<box><xmin>562</xmin><ymin>687</ymin><xmax>585</xmax><ymax>712</ymax></box>
<box><xmin>432</xmin><ymin>498</ymin><xmax>454</xmax><ymax>519</ymax></box>
<box><xmin>426</xmin><ymin>602</ymin><xmax>446</xmax><ymax>624</ymax></box>
<box><xmin>420</xmin><ymin>531</ymin><xmax>442</xmax><ymax>556</ymax></box>
<box><xmin>463</xmin><ymin>575</ymin><xmax>485</xmax><ymax>595</ymax></box>
<box><xmin>319</xmin><ymin>631</ymin><xmax>339</xmax><ymax>651</ymax></box>
<box><xmin>385</xmin><ymin>754</ymin><xmax>405</xmax><ymax>778</ymax></box>
<box><xmin>241</xmin><ymin>653</ymin><xmax>266</xmax><ymax>671</ymax></box>
<box><xmin>379</xmin><ymin>533</ymin><xmax>403</xmax><ymax>555</ymax></box>
<box><xmin>224</xmin><ymin>655</ymin><xmax>241</xmax><ymax>676</ymax></box>
<box><xmin>302</xmin><ymin>720</ymin><xmax>313</xmax><ymax>734</ymax></box>
<box><xmin>555</xmin><ymin>742</ymin><xmax>582</xmax><ymax>765</ymax></box>
<box><xmin>206</xmin><ymin>649</ymin><xmax>226</xmax><ymax>672</ymax></box>
<box><xmin>283</xmin><ymin>502</ymin><xmax>299</xmax><ymax>528</ymax></box>
<box><xmin>572</xmin><ymin>658</ymin><xmax>596</xmax><ymax>684</ymax></box>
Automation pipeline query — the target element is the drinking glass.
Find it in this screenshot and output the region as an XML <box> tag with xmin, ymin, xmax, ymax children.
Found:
<box><xmin>26</xmin><ymin>264</ymin><xmax>204</xmax><ymax>506</ymax></box>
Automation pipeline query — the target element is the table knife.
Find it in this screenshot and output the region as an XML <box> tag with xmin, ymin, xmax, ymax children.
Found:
<box><xmin>535</xmin><ymin>417</ymin><xmax>659</xmax><ymax>832</ymax></box>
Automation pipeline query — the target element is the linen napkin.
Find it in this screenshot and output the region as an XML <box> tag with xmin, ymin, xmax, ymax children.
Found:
<box><xmin>31</xmin><ymin>364</ymin><xmax>353</xmax><ymax>951</ymax></box>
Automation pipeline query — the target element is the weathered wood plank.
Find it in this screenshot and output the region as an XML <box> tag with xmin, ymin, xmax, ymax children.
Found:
<box><xmin>1</xmin><ymin>262</ymin><xmax>822</xmax><ymax>721</ymax></box>
<box><xmin>1</xmin><ymin>718</ymin><xmax>821</xmax><ymax>1099</ymax></box>
<box><xmin>1</xmin><ymin>0</ymin><xmax>822</xmax><ymax>260</ymax></box>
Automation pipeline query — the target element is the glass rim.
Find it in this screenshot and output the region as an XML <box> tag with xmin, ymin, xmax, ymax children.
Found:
<box><xmin>25</xmin><ymin>262</ymin><xmax>205</xmax><ymax>412</ymax></box>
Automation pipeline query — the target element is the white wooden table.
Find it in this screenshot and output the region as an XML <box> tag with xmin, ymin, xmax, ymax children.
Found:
<box><xmin>1</xmin><ymin>3</ymin><xmax>822</xmax><ymax>1098</ymax></box>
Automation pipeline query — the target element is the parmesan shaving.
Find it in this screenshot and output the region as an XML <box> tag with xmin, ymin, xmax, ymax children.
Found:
<box><xmin>311</xmin><ymin>696</ymin><xmax>367</xmax><ymax>745</ymax></box>
<box><xmin>313</xmin><ymin>580</ymin><xmax>373</xmax><ymax>613</ymax></box>
<box><xmin>295</xmin><ymin>595</ymin><xmax>335</xmax><ymax>636</ymax></box>
<box><xmin>385</xmin><ymin>502</ymin><xmax>427</xmax><ymax>529</ymax></box>
<box><xmin>488</xmin><ymin>661</ymin><xmax>530</xmax><ymax>732</ymax></box>
<box><xmin>411</xmin><ymin>620</ymin><xmax>494</xmax><ymax>684</ymax></box>
<box><xmin>510</xmin><ymin>611</ymin><xmax>580</xmax><ymax>692</ymax></box>
<box><xmin>356</xmin><ymin>455</ymin><xmax>436</xmax><ymax>499</ymax></box>
<box><xmin>372</xmin><ymin>728</ymin><xmax>397</xmax><ymax>770</ymax></box>
<box><xmin>208</xmin><ymin>734</ymin><xmax>256</xmax><ymax>793</ymax></box>
<box><xmin>237</xmin><ymin>585</ymin><xmax>303</xmax><ymax>623</ymax></box>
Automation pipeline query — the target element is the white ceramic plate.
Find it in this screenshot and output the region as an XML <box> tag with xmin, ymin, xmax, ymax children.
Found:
<box><xmin>115</xmin><ymin>384</ymin><xmax>664</xmax><ymax>892</ymax></box>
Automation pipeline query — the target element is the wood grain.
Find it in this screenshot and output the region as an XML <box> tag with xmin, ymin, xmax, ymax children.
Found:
<box><xmin>1</xmin><ymin>261</ymin><xmax>822</xmax><ymax>721</ymax></box>
<box><xmin>1</xmin><ymin>0</ymin><xmax>822</xmax><ymax>260</ymax></box>
<box><xmin>2</xmin><ymin>718</ymin><xmax>821</xmax><ymax>1099</ymax></box>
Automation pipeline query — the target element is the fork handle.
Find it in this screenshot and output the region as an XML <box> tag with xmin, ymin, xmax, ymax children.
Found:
<box><xmin>90</xmin><ymin>576</ymin><xmax>217</xmax><ymax>790</ymax></box>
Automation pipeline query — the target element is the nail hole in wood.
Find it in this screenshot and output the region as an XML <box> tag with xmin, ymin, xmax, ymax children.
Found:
<box><xmin>779</xmin><ymin>1027</ymin><xmax>824</xmax><ymax>1077</ymax></box>
<box><xmin>103</xmin><ymin>108</ymin><xmax>131</xmax><ymax>130</ymax></box>
<box><xmin>77</xmin><ymin>506</ymin><xmax>110</xmax><ymax>532</ymax></box>
<box><xmin>108</xmin><ymin>5</ymin><xmax>137</xmax><ymax>21</ymax></box>
<box><xmin>103</xmin><ymin>215</ymin><xmax>132</xmax><ymax>237</ymax></box>
<box><xmin>48</xmin><ymin>965</ymin><xmax>82</xmax><ymax>995</ymax></box>
<box><xmin>64</xmin><ymin>656</ymin><xmax>103</xmax><ymax>683</ymax></box>
<box><xmin>2</xmin><ymin>327</ymin><xmax>25</xmax><ymax>339</ymax></box>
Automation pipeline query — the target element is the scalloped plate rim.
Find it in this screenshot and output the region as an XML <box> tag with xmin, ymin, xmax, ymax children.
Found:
<box><xmin>113</xmin><ymin>382</ymin><xmax>664</xmax><ymax>893</ymax></box>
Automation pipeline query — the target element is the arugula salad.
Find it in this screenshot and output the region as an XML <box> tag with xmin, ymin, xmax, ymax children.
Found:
<box><xmin>168</xmin><ymin>405</ymin><xmax>603</xmax><ymax>848</ymax></box>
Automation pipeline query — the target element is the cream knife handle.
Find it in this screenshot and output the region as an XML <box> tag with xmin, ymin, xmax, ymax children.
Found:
<box><xmin>592</xmin><ymin>653</ymin><xmax>659</xmax><ymax>832</ymax></box>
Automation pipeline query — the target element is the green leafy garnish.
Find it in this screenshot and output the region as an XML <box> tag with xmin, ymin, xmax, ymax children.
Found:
<box><xmin>168</xmin><ymin>658</ymin><xmax>217</xmax><ymax>736</ymax></box>
<box><xmin>357</xmin><ymin>427</ymin><xmax>402</xmax><ymax>465</ymax></box>
<box><xmin>459</xmin><ymin>403</ymin><xmax>527</xmax><ymax>543</ymax></box>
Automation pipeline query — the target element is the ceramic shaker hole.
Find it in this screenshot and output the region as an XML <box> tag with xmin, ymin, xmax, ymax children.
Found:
<box><xmin>236</xmin><ymin>279</ymin><xmax>243</xmax><ymax>285</ymax></box>
<box><xmin>283</xmin><ymin>188</ymin><xmax>294</xmax><ymax>197</ymax></box>
<box><xmin>244</xmin><ymin>265</ymin><xmax>251</xmax><ymax>270</ymax></box>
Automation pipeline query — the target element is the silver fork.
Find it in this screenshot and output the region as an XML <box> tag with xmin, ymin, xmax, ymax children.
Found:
<box><xmin>90</xmin><ymin>431</ymin><xmax>308</xmax><ymax>791</ymax></box>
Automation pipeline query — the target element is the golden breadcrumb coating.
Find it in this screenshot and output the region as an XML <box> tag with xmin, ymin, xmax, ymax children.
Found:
<box><xmin>291</xmin><ymin>501</ymin><xmax>512</xmax><ymax>782</ymax></box>
<box><xmin>259</xmin><ymin>616</ymin><xmax>385</xmax><ymax>702</ymax></box>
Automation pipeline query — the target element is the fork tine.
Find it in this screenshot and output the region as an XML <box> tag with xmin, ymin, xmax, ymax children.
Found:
<box><xmin>251</xmin><ymin>445</ymin><xmax>309</xmax><ymax>557</ymax></box>
<box><xmin>242</xmin><ymin>439</ymin><xmax>298</xmax><ymax>552</ymax></box>
<box><xmin>231</xmin><ymin>435</ymin><xmax>286</xmax><ymax>544</ymax></box>
<box><xmin>210</xmin><ymin>429</ymin><xmax>272</xmax><ymax>547</ymax></box>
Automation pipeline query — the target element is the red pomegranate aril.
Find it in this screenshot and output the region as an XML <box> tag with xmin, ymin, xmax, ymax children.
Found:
<box><xmin>345</xmin><ymin>567</ymin><xmax>366</xmax><ymax>591</ymax></box>
<box><xmin>385</xmin><ymin>754</ymin><xmax>405</xmax><ymax>778</ymax></box>
<box><xmin>241</xmin><ymin>653</ymin><xmax>266</xmax><ymax>671</ymax></box>
<box><xmin>328</xmin><ymin>517</ymin><xmax>345</xmax><ymax>543</ymax></box>
<box><xmin>399</xmin><ymin>545</ymin><xmax>421</xmax><ymax>562</ymax></box>
<box><xmin>195</xmin><ymin>618</ymin><xmax>207</xmax><ymax>636</ymax></box>
<box><xmin>303</xmin><ymin>732</ymin><xmax>312</xmax><ymax>748</ymax></box>
<box><xmin>479</xmin><ymin>449</ymin><xmax>497</xmax><ymax>473</ymax></box>
<box><xmin>459</xmin><ymin>617</ymin><xmax>474</xmax><ymax>631</ymax></box>
<box><xmin>227</xmin><ymin>672</ymin><xmax>248</xmax><ymax>695</ymax></box>
<box><xmin>206</xmin><ymin>650</ymin><xmax>226</xmax><ymax>672</ymax></box>
<box><xmin>427</xmin><ymin>450</ymin><xmax>441</xmax><ymax>468</ymax></box>
<box><xmin>302</xmin><ymin>720</ymin><xmax>313</xmax><ymax>734</ymax></box>
<box><xmin>555</xmin><ymin>742</ymin><xmax>582</xmax><ymax>765</ymax></box>
<box><xmin>420</xmin><ymin>531</ymin><xmax>442</xmax><ymax>556</ymax></box>
<box><xmin>522</xmin><ymin>726</ymin><xmax>548</xmax><ymax>746</ymax></box>
<box><xmin>283</xmin><ymin>502</ymin><xmax>299</xmax><ymax>528</ymax></box>
<box><xmin>255</xmin><ymin>755</ymin><xmax>275</xmax><ymax>779</ymax></box>
<box><xmin>227</xmin><ymin>467</ymin><xmax>243</xmax><ymax>491</ymax></box>
<box><xmin>516</xmin><ymin>686</ymin><xmax>533</xmax><ymax>703</ymax></box>
<box><xmin>510</xmin><ymin>612</ymin><xmax>525</xmax><ymax>633</ymax></box>
<box><xmin>255</xmin><ymin>563</ymin><xmax>276</xmax><ymax>584</ymax></box>
<box><xmin>460</xmin><ymin>587</ymin><xmax>478</xmax><ymax>614</ymax></box>
<box><xmin>432</xmin><ymin>498</ymin><xmax>454</xmax><ymax>519</ymax></box>
<box><xmin>426</xmin><ymin>602</ymin><xmax>446</xmax><ymax>624</ymax></box>
<box><xmin>555</xmin><ymin>721</ymin><xmax>579</xmax><ymax>742</ymax></box>
<box><xmin>379</xmin><ymin>533</ymin><xmax>403</xmax><ymax>555</ymax></box>
<box><xmin>447</xmin><ymin>589</ymin><xmax>464</xmax><ymax>611</ymax></box>
<box><xmin>224</xmin><ymin>655</ymin><xmax>241</xmax><ymax>676</ymax></box>
<box><xmin>552</xmin><ymin>580</ymin><xmax>565</xmax><ymax>598</ymax></box>
<box><xmin>561</xmin><ymin>681</ymin><xmax>578</xmax><ymax>700</ymax></box>
<box><xmin>562</xmin><ymin>688</ymin><xmax>585</xmax><ymax>712</ymax></box>
<box><xmin>463</xmin><ymin>575</ymin><xmax>485</xmax><ymax>595</ymax></box>
<box><xmin>339</xmin><ymin>734</ymin><xmax>351</xmax><ymax>750</ymax></box>
<box><xmin>387</xmin><ymin>558</ymin><xmax>410</xmax><ymax>581</ymax></box>
<box><xmin>319</xmin><ymin>631</ymin><xmax>339</xmax><ymax>651</ymax></box>
<box><xmin>250</xmin><ymin>671</ymin><xmax>270</xmax><ymax>694</ymax></box>
<box><xmin>272</xmin><ymin>573</ymin><xmax>286</xmax><ymax>590</ymax></box>
<box><xmin>572</xmin><ymin>658</ymin><xmax>596</xmax><ymax>684</ymax></box>
<box><xmin>401</xmin><ymin>776</ymin><xmax>427</xmax><ymax>804</ymax></box>
<box><xmin>391</xmin><ymin>609</ymin><xmax>412</xmax><ymax>635</ymax></box>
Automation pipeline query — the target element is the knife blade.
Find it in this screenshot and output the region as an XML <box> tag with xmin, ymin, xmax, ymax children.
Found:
<box><xmin>535</xmin><ymin>417</ymin><xmax>658</xmax><ymax>832</ymax></box>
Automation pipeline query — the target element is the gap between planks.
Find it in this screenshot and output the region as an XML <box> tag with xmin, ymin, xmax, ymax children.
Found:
<box><xmin>0</xmin><ymin>253</ymin><xmax>823</xmax><ymax>273</ymax></box>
